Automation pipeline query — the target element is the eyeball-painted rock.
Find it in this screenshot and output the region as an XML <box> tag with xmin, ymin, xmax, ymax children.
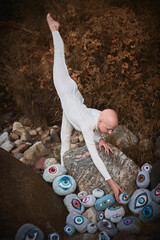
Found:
<box><xmin>87</xmin><ymin>222</ymin><xmax>97</xmax><ymax>233</ymax></box>
<box><xmin>97</xmin><ymin>219</ymin><xmax>118</xmax><ymax>237</ymax></box>
<box><xmin>63</xmin><ymin>194</ymin><xmax>84</xmax><ymax>214</ymax></box>
<box><xmin>128</xmin><ymin>189</ymin><xmax>152</xmax><ymax>214</ymax></box>
<box><xmin>82</xmin><ymin>195</ymin><xmax>96</xmax><ymax>207</ymax></box>
<box><xmin>136</xmin><ymin>170</ymin><xmax>150</xmax><ymax>188</ymax></box>
<box><xmin>78</xmin><ymin>191</ymin><xmax>88</xmax><ymax>200</ymax></box>
<box><xmin>151</xmin><ymin>183</ymin><xmax>160</xmax><ymax>202</ymax></box>
<box><xmin>48</xmin><ymin>232</ymin><xmax>61</xmax><ymax>240</ymax></box>
<box><xmin>139</xmin><ymin>200</ymin><xmax>160</xmax><ymax>222</ymax></box>
<box><xmin>64</xmin><ymin>224</ymin><xmax>75</xmax><ymax>237</ymax></box>
<box><xmin>92</xmin><ymin>188</ymin><xmax>104</xmax><ymax>198</ymax></box>
<box><xmin>96</xmin><ymin>211</ymin><xmax>105</xmax><ymax>221</ymax></box>
<box><xmin>66</xmin><ymin>212</ymin><xmax>91</xmax><ymax>233</ymax></box>
<box><xmin>52</xmin><ymin>175</ymin><xmax>76</xmax><ymax>196</ymax></box>
<box><xmin>43</xmin><ymin>164</ymin><xmax>67</xmax><ymax>182</ymax></box>
<box><xmin>104</xmin><ymin>206</ymin><xmax>125</xmax><ymax>223</ymax></box>
<box><xmin>15</xmin><ymin>223</ymin><xmax>44</xmax><ymax>240</ymax></box>
<box><xmin>95</xmin><ymin>194</ymin><xmax>115</xmax><ymax>211</ymax></box>
<box><xmin>99</xmin><ymin>231</ymin><xmax>110</xmax><ymax>240</ymax></box>
<box><xmin>117</xmin><ymin>216</ymin><xmax>141</xmax><ymax>234</ymax></box>
<box><xmin>141</xmin><ymin>163</ymin><xmax>152</xmax><ymax>173</ymax></box>
<box><xmin>119</xmin><ymin>193</ymin><xmax>130</xmax><ymax>204</ymax></box>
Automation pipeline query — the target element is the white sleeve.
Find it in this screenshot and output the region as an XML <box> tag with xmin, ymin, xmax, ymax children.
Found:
<box><xmin>82</xmin><ymin>127</ymin><xmax>111</xmax><ymax>181</ymax></box>
<box><xmin>94</xmin><ymin>130</ymin><xmax>103</xmax><ymax>143</ymax></box>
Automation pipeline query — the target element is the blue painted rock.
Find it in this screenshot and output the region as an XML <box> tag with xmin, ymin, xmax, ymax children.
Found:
<box><xmin>141</xmin><ymin>163</ymin><xmax>152</xmax><ymax>173</ymax></box>
<box><xmin>139</xmin><ymin>200</ymin><xmax>160</xmax><ymax>222</ymax></box>
<box><xmin>43</xmin><ymin>164</ymin><xmax>67</xmax><ymax>182</ymax></box>
<box><xmin>87</xmin><ymin>222</ymin><xmax>97</xmax><ymax>233</ymax></box>
<box><xmin>66</xmin><ymin>212</ymin><xmax>91</xmax><ymax>233</ymax></box>
<box><xmin>96</xmin><ymin>211</ymin><xmax>105</xmax><ymax>221</ymax></box>
<box><xmin>99</xmin><ymin>231</ymin><xmax>110</xmax><ymax>240</ymax></box>
<box><xmin>117</xmin><ymin>216</ymin><xmax>141</xmax><ymax>234</ymax></box>
<box><xmin>128</xmin><ymin>189</ymin><xmax>152</xmax><ymax>214</ymax></box>
<box><xmin>104</xmin><ymin>206</ymin><xmax>125</xmax><ymax>223</ymax></box>
<box><xmin>63</xmin><ymin>194</ymin><xmax>84</xmax><ymax>214</ymax></box>
<box><xmin>78</xmin><ymin>191</ymin><xmax>88</xmax><ymax>200</ymax></box>
<box><xmin>92</xmin><ymin>188</ymin><xmax>104</xmax><ymax>198</ymax></box>
<box><xmin>97</xmin><ymin>219</ymin><xmax>118</xmax><ymax>237</ymax></box>
<box><xmin>52</xmin><ymin>175</ymin><xmax>76</xmax><ymax>196</ymax></box>
<box><xmin>82</xmin><ymin>195</ymin><xmax>96</xmax><ymax>207</ymax></box>
<box><xmin>15</xmin><ymin>223</ymin><xmax>44</xmax><ymax>240</ymax></box>
<box><xmin>48</xmin><ymin>232</ymin><xmax>61</xmax><ymax>240</ymax></box>
<box><xmin>64</xmin><ymin>224</ymin><xmax>75</xmax><ymax>237</ymax></box>
<box><xmin>119</xmin><ymin>193</ymin><xmax>130</xmax><ymax>204</ymax></box>
<box><xmin>136</xmin><ymin>170</ymin><xmax>150</xmax><ymax>188</ymax></box>
<box><xmin>95</xmin><ymin>194</ymin><xmax>115</xmax><ymax>211</ymax></box>
<box><xmin>151</xmin><ymin>183</ymin><xmax>160</xmax><ymax>202</ymax></box>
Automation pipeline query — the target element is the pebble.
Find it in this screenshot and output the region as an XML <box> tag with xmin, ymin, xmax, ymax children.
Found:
<box><xmin>0</xmin><ymin>139</ymin><xmax>15</xmax><ymax>152</ymax></box>
<box><xmin>0</xmin><ymin>132</ymin><xmax>9</xmax><ymax>145</ymax></box>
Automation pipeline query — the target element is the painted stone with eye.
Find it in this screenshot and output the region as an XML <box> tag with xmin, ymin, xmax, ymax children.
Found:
<box><xmin>15</xmin><ymin>223</ymin><xmax>44</xmax><ymax>240</ymax></box>
<box><xmin>96</xmin><ymin>211</ymin><xmax>105</xmax><ymax>221</ymax></box>
<box><xmin>92</xmin><ymin>188</ymin><xmax>104</xmax><ymax>198</ymax></box>
<box><xmin>78</xmin><ymin>191</ymin><xmax>88</xmax><ymax>200</ymax></box>
<box><xmin>95</xmin><ymin>194</ymin><xmax>115</xmax><ymax>211</ymax></box>
<box><xmin>97</xmin><ymin>219</ymin><xmax>118</xmax><ymax>237</ymax></box>
<box><xmin>141</xmin><ymin>163</ymin><xmax>152</xmax><ymax>173</ymax></box>
<box><xmin>82</xmin><ymin>195</ymin><xmax>96</xmax><ymax>207</ymax></box>
<box><xmin>52</xmin><ymin>175</ymin><xmax>76</xmax><ymax>196</ymax></box>
<box><xmin>66</xmin><ymin>212</ymin><xmax>91</xmax><ymax>233</ymax></box>
<box><xmin>43</xmin><ymin>164</ymin><xmax>67</xmax><ymax>183</ymax></box>
<box><xmin>136</xmin><ymin>170</ymin><xmax>150</xmax><ymax>188</ymax></box>
<box><xmin>64</xmin><ymin>224</ymin><xmax>75</xmax><ymax>237</ymax></box>
<box><xmin>99</xmin><ymin>231</ymin><xmax>110</xmax><ymax>240</ymax></box>
<box><xmin>48</xmin><ymin>232</ymin><xmax>61</xmax><ymax>240</ymax></box>
<box><xmin>119</xmin><ymin>193</ymin><xmax>130</xmax><ymax>204</ymax></box>
<box><xmin>63</xmin><ymin>193</ymin><xmax>84</xmax><ymax>214</ymax></box>
<box><xmin>87</xmin><ymin>222</ymin><xmax>97</xmax><ymax>233</ymax></box>
<box><xmin>139</xmin><ymin>200</ymin><xmax>160</xmax><ymax>222</ymax></box>
<box><xmin>117</xmin><ymin>216</ymin><xmax>141</xmax><ymax>234</ymax></box>
<box><xmin>104</xmin><ymin>206</ymin><xmax>125</xmax><ymax>223</ymax></box>
<box><xmin>151</xmin><ymin>183</ymin><xmax>160</xmax><ymax>202</ymax></box>
<box><xmin>128</xmin><ymin>189</ymin><xmax>152</xmax><ymax>214</ymax></box>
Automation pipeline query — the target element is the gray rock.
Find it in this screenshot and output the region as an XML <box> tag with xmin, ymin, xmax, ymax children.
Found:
<box><xmin>104</xmin><ymin>206</ymin><xmax>125</xmax><ymax>223</ymax></box>
<box><xmin>87</xmin><ymin>222</ymin><xmax>97</xmax><ymax>233</ymax></box>
<box><xmin>66</xmin><ymin>212</ymin><xmax>91</xmax><ymax>233</ymax></box>
<box><xmin>50</xmin><ymin>128</ymin><xmax>60</xmax><ymax>143</ymax></box>
<box><xmin>20</xmin><ymin>130</ymin><xmax>31</xmax><ymax>142</ymax></box>
<box><xmin>151</xmin><ymin>183</ymin><xmax>160</xmax><ymax>202</ymax></box>
<box><xmin>105</xmin><ymin>125</ymin><xmax>138</xmax><ymax>151</ymax></box>
<box><xmin>63</xmin><ymin>143</ymin><xmax>140</xmax><ymax>195</ymax></box>
<box><xmin>128</xmin><ymin>189</ymin><xmax>152</xmax><ymax>214</ymax></box>
<box><xmin>141</xmin><ymin>163</ymin><xmax>152</xmax><ymax>173</ymax></box>
<box><xmin>63</xmin><ymin>194</ymin><xmax>84</xmax><ymax>214</ymax></box>
<box><xmin>78</xmin><ymin>191</ymin><xmax>88</xmax><ymax>200</ymax></box>
<box><xmin>48</xmin><ymin>232</ymin><xmax>61</xmax><ymax>240</ymax></box>
<box><xmin>12</xmin><ymin>122</ymin><xmax>24</xmax><ymax>136</ymax></box>
<box><xmin>43</xmin><ymin>164</ymin><xmax>67</xmax><ymax>183</ymax></box>
<box><xmin>117</xmin><ymin>216</ymin><xmax>141</xmax><ymax>234</ymax></box>
<box><xmin>23</xmin><ymin>141</ymin><xmax>49</xmax><ymax>165</ymax></box>
<box><xmin>82</xmin><ymin>195</ymin><xmax>96</xmax><ymax>207</ymax></box>
<box><xmin>64</xmin><ymin>224</ymin><xmax>76</xmax><ymax>237</ymax></box>
<box><xmin>0</xmin><ymin>132</ymin><xmax>9</xmax><ymax>145</ymax></box>
<box><xmin>99</xmin><ymin>231</ymin><xmax>110</xmax><ymax>240</ymax></box>
<box><xmin>139</xmin><ymin>200</ymin><xmax>160</xmax><ymax>222</ymax></box>
<box><xmin>96</xmin><ymin>211</ymin><xmax>105</xmax><ymax>221</ymax></box>
<box><xmin>97</xmin><ymin>219</ymin><xmax>118</xmax><ymax>237</ymax></box>
<box><xmin>15</xmin><ymin>152</ymin><xmax>23</xmax><ymax>160</ymax></box>
<box><xmin>119</xmin><ymin>193</ymin><xmax>130</xmax><ymax>204</ymax></box>
<box><xmin>136</xmin><ymin>170</ymin><xmax>150</xmax><ymax>188</ymax></box>
<box><xmin>52</xmin><ymin>175</ymin><xmax>76</xmax><ymax>196</ymax></box>
<box><xmin>44</xmin><ymin>157</ymin><xmax>58</xmax><ymax>169</ymax></box>
<box><xmin>82</xmin><ymin>207</ymin><xmax>97</xmax><ymax>223</ymax></box>
<box><xmin>92</xmin><ymin>188</ymin><xmax>104</xmax><ymax>198</ymax></box>
<box><xmin>0</xmin><ymin>140</ymin><xmax>15</xmax><ymax>152</ymax></box>
<box><xmin>15</xmin><ymin>223</ymin><xmax>44</xmax><ymax>240</ymax></box>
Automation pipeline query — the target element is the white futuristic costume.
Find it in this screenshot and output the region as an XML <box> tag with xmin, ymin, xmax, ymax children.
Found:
<box><xmin>52</xmin><ymin>31</ymin><xmax>111</xmax><ymax>181</ymax></box>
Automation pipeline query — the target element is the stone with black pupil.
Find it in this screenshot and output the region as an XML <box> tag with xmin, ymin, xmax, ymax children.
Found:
<box><xmin>43</xmin><ymin>164</ymin><xmax>67</xmax><ymax>183</ymax></box>
<box><xmin>52</xmin><ymin>175</ymin><xmax>76</xmax><ymax>196</ymax></box>
<box><xmin>97</xmin><ymin>219</ymin><xmax>118</xmax><ymax>237</ymax></box>
<box><xmin>136</xmin><ymin>170</ymin><xmax>150</xmax><ymax>188</ymax></box>
<box><xmin>117</xmin><ymin>216</ymin><xmax>140</xmax><ymax>234</ymax></box>
<box><xmin>66</xmin><ymin>212</ymin><xmax>91</xmax><ymax>233</ymax></box>
<box><xmin>15</xmin><ymin>223</ymin><xmax>44</xmax><ymax>240</ymax></box>
<box><xmin>87</xmin><ymin>222</ymin><xmax>97</xmax><ymax>233</ymax></box>
<box><xmin>63</xmin><ymin>194</ymin><xmax>84</xmax><ymax>214</ymax></box>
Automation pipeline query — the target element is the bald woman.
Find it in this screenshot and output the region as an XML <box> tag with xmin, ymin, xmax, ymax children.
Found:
<box><xmin>47</xmin><ymin>13</ymin><xmax>123</xmax><ymax>202</ymax></box>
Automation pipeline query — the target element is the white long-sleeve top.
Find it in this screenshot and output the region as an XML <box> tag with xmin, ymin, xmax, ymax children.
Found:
<box><xmin>52</xmin><ymin>31</ymin><xmax>111</xmax><ymax>181</ymax></box>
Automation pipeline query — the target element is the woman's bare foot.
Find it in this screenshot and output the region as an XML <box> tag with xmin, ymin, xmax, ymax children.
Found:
<box><xmin>46</xmin><ymin>13</ymin><xmax>60</xmax><ymax>32</ymax></box>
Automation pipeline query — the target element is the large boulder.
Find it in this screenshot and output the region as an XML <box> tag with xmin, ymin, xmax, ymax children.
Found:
<box><xmin>0</xmin><ymin>148</ymin><xmax>68</xmax><ymax>239</ymax></box>
<box><xmin>63</xmin><ymin>143</ymin><xmax>140</xmax><ymax>196</ymax></box>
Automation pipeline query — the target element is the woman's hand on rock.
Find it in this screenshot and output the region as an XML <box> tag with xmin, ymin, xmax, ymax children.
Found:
<box><xmin>99</xmin><ymin>138</ymin><xmax>113</xmax><ymax>155</ymax></box>
<box><xmin>107</xmin><ymin>178</ymin><xmax>124</xmax><ymax>203</ymax></box>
